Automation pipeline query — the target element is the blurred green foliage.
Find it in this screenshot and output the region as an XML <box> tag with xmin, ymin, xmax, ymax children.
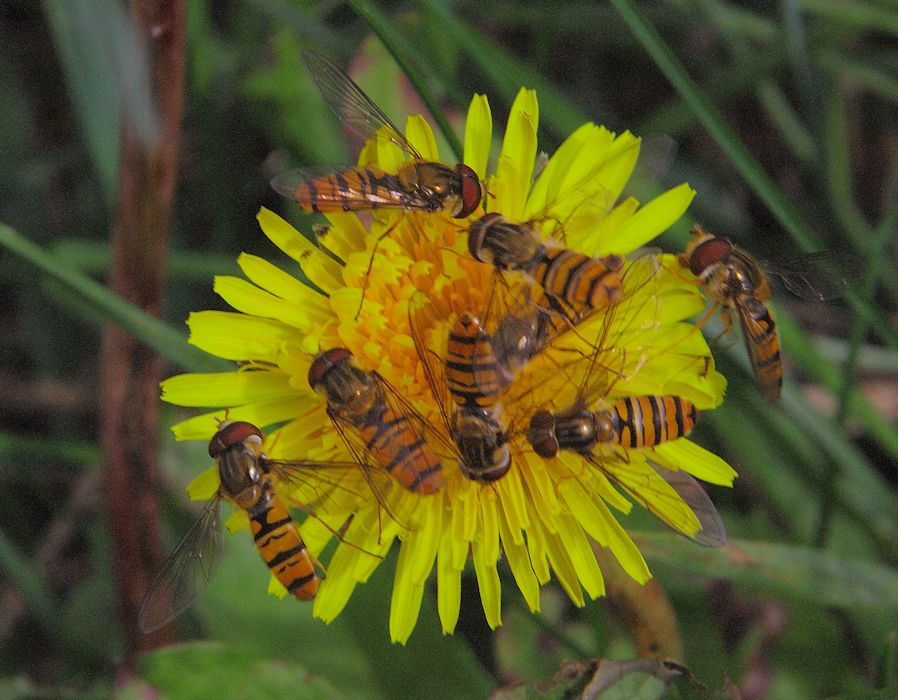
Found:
<box><xmin>0</xmin><ymin>0</ymin><xmax>896</xmax><ymax>698</ymax></box>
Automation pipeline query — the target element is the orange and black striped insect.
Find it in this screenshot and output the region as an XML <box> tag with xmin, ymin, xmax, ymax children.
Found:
<box><xmin>409</xmin><ymin>296</ymin><xmax>513</xmax><ymax>484</ymax></box>
<box><xmin>462</xmin><ymin>135</ymin><xmax>650</xmax><ymax>327</ymax></box>
<box><xmin>527</xmin><ymin>394</ymin><xmax>700</xmax><ymax>459</ymax></box>
<box><xmin>308</xmin><ymin>347</ymin><xmax>444</xmax><ymax>495</ymax></box>
<box><xmin>272</xmin><ymin>50</ymin><xmax>482</xmax><ymax>218</ymax></box>
<box><xmin>467</xmin><ymin>213</ymin><xmax>625</xmax><ymax>325</ymax></box>
<box><xmin>679</xmin><ymin>228</ymin><xmax>781</xmax><ymax>403</ymax></box>
<box><xmin>138</xmin><ymin>421</ymin><xmax>378</xmax><ymax>633</ymax></box>
<box><xmin>679</xmin><ymin>226</ymin><xmax>856</xmax><ymax>403</ymax></box>
<box><xmin>444</xmin><ymin>313</ymin><xmax>513</xmax><ymax>482</ymax></box>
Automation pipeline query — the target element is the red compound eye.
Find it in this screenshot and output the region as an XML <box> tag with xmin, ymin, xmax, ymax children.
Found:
<box><xmin>308</xmin><ymin>347</ymin><xmax>353</xmax><ymax>390</ymax></box>
<box><xmin>456</xmin><ymin>164</ymin><xmax>483</xmax><ymax>219</ymax></box>
<box><xmin>209</xmin><ymin>421</ymin><xmax>263</xmax><ymax>458</ymax></box>
<box><xmin>689</xmin><ymin>235</ymin><xmax>733</xmax><ymax>276</ymax></box>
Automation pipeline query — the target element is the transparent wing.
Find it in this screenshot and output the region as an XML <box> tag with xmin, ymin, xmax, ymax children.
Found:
<box><xmin>266</xmin><ymin>455</ymin><xmax>389</xmax><ymax>516</ymax></box>
<box><xmin>764</xmin><ymin>251</ymin><xmax>861</xmax><ymax>301</ymax></box>
<box><xmin>138</xmin><ymin>496</ymin><xmax>223</xmax><ymax>633</ymax></box>
<box><xmin>653</xmin><ymin>464</ymin><xmax>727</xmax><ymax>547</ymax></box>
<box><xmin>311</xmin><ymin>413</ymin><xmax>415</xmax><ymax>532</ymax></box>
<box><xmin>409</xmin><ymin>291</ymin><xmax>456</xmax><ymax>441</ymax></box>
<box><xmin>302</xmin><ymin>49</ymin><xmax>422</xmax><ymax>160</ymax></box>
<box><xmin>266</xmin><ymin>457</ymin><xmax>390</xmax><ymax>559</ymax></box>
<box><xmin>597</xmin><ymin>455</ymin><xmax>725</xmax><ymax>547</ymax></box>
<box><xmin>551</xmin><ymin>252</ymin><xmax>665</xmax><ymax>411</ymax></box>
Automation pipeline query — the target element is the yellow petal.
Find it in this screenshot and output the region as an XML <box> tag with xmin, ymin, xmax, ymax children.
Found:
<box><xmin>214</xmin><ymin>276</ymin><xmax>325</xmax><ymax>331</ymax></box>
<box><xmin>464</xmin><ymin>94</ymin><xmax>492</xmax><ymax>179</ymax></box>
<box><xmin>494</xmin><ymin>467</ymin><xmax>530</xmax><ymax>542</ymax></box>
<box><xmin>405</xmin><ymin>114</ymin><xmax>439</xmax><ymax>162</ymax></box>
<box><xmin>525</xmin><ymin>122</ymin><xmax>606</xmax><ymax>218</ymax></box>
<box><xmin>256</xmin><ymin>208</ymin><xmax>343</xmax><ymax>292</ymax></box>
<box><xmin>492</xmin><ymin>88</ymin><xmax>538</xmax><ymax>219</ymax></box>
<box><xmin>498</xmin><ymin>498</ymin><xmax>540</xmax><ymax>612</ymax></box>
<box><xmin>313</xmin><ymin>541</ymin><xmax>359</xmax><ymax>623</ymax></box>
<box><xmin>437</xmin><ymin>529</ymin><xmax>462</xmax><ymax>634</ymax></box>
<box><xmin>556</xmin><ymin>512</ymin><xmax>604</xmax><ymax>599</ymax></box>
<box><xmin>472</xmin><ymin>497</ymin><xmax>502</xmax><ymax>629</ymax></box>
<box><xmin>603</xmin><ymin>183</ymin><xmax>696</xmax><ymax>254</ymax></box>
<box><xmin>238</xmin><ymin>254</ymin><xmax>331</xmax><ymax>320</ymax></box>
<box><xmin>390</xmin><ymin>545</ymin><xmax>426</xmax><ymax>644</ymax></box>
<box><xmin>268</xmin><ymin>574</ymin><xmax>289</xmax><ymax>599</ymax></box>
<box><xmin>160</xmin><ymin>370</ymin><xmax>293</xmax><ymax>407</ymax></box>
<box><xmin>652</xmin><ymin>439</ymin><xmax>738</xmax><ymax>486</ymax></box>
<box><xmin>544</xmin><ymin>529</ymin><xmax>584</xmax><ymax>606</ymax></box>
<box><xmin>186</xmin><ymin>466</ymin><xmax>218</xmax><ymax>500</ymax></box>
<box><xmin>322</xmin><ymin>212</ymin><xmax>367</xmax><ymax>259</ymax></box>
<box><xmin>524</xmin><ymin>516</ymin><xmax>551</xmax><ymax>584</ymax></box>
<box><xmin>186</xmin><ymin>311</ymin><xmax>296</xmax><ymax>363</ymax></box>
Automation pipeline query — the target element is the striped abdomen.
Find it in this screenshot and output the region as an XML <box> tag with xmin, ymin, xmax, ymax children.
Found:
<box><xmin>248</xmin><ymin>482</ymin><xmax>318</xmax><ymax>601</ymax></box>
<box><xmin>606</xmin><ymin>395</ymin><xmax>699</xmax><ymax>449</ymax></box>
<box><xmin>528</xmin><ymin>395</ymin><xmax>698</xmax><ymax>458</ymax></box>
<box><xmin>295</xmin><ymin>166</ymin><xmax>423</xmax><ymax>213</ymax></box>
<box><xmin>737</xmin><ymin>296</ymin><xmax>781</xmax><ymax>403</ymax></box>
<box><xmin>446</xmin><ymin>313</ymin><xmax>511</xmax><ymax>409</ymax></box>
<box><xmin>354</xmin><ymin>402</ymin><xmax>444</xmax><ymax>495</ymax></box>
<box><xmin>309</xmin><ymin>348</ymin><xmax>444</xmax><ymax>495</ymax></box>
<box><xmin>525</xmin><ymin>247</ymin><xmax>625</xmax><ymax>322</ymax></box>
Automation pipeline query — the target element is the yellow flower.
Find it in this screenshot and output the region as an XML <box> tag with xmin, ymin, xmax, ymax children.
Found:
<box><xmin>162</xmin><ymin>88</ymin><xmax>736</xmax><ymax>643</ymax></box>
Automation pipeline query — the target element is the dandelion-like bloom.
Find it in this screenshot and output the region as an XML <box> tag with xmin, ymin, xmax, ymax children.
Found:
<box><xmin>162</xmin><ymin>88</ymin><xmax>736</xmax><ymax>643</ymax></box>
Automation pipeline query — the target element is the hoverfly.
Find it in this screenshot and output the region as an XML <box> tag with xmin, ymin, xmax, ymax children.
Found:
<box><xmin>444</xmin><ymin>312</ymin><xmax>514</xmax><ymax>482</ymax></box>
<box><xmin>308</xmin><ymin>347</ymin><xmax>445</xmax><ymax>495</ymax></box>
<box><xmin>527</xmin><ymin>394</ymin><xmax>700</xmax><ymax>458</ymax></box>
<box><xmin>410</xmin><ymin>296</ymin><xmax>512</xmax><ymax>484</ymax></box>
<box><xmin>272</xmin><ymin>50</ymin><xmax>482</xmax><ymax>218</ymax></box>
<box><xmin>678</xmin><ymin>225</ymin><xmax>856</xmax><ymax>403</ymax></box>
<box><xmin>138</xmin><ymin>421</ymin><xmax>382</xmax><ymax>633</ymax></box>
<box><xmin>467</xmin><ymin>213</ymin><xmax>625</xmax><ymax>325</ymax></box>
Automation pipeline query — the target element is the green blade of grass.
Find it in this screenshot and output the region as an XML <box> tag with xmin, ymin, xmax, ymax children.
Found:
<box><xmin>800</xmin><ymin>0</ymin><xmax>898</xmax><ymax>36</ymax></box>
<box><xmin>0</xmin><ymin>530</ymin><xmax>58</xmax><ymax>633</ymax></box>
<box><xmin>610</xmin><ymin>0</ymin><xmax>898</xmax><ymax>352</ymax></box>
<box><xmin>0</xmin><ymin>222</ymin><xmax>227</xmax><ymax>373</ymax></box>
<box><xmin>637</xmin><ymin>533</ymin><xmax>898</xmax><ymax>611</ymax></box>
<box><xmin>815</xmin><ymin>203</ymin><xmax>898</xmax><ymax>545</ymax></box>
<box><xmin>706</xmin><ymin>334</ymin><xmax>898</xmax><ymax>560</ymax></box>
<box><xmin>416</xmin><ymin>0</ymin><xmax>591</xmax><ymax>141</ymax></box>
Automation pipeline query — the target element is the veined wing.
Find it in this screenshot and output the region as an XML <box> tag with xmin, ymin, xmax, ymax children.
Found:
<box><xmin>597</xmin><ymin>455</ymin><xmax>726</xmax><ymax>547</ymax></box>
<box><xmin>408</xmin><ymin>292</ymin><xmax>458</xmax><ymax>453</ymax></box>
<box><xmin>265</xmin><ymin>456</ymin><xmax>390</xmax><ymax>560</ymax></box>
<box><xmin>654</xmin><ymin>464</ymin><xmax>727</xmax><ymax>547</ymax></box>
<box><xmin>302</xmin><ymin>49</ymin><xmax>423</xmax><ymax>161</ymax></box>
<box><xmin>138</xmin><ymin>496</ymin><xmax>223</xmax><ymax>633</ymax></box>
<box><xmin>765</xmin><ymin>251</ymin><xmax>861</xmax><ymax>301</ymax></box>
